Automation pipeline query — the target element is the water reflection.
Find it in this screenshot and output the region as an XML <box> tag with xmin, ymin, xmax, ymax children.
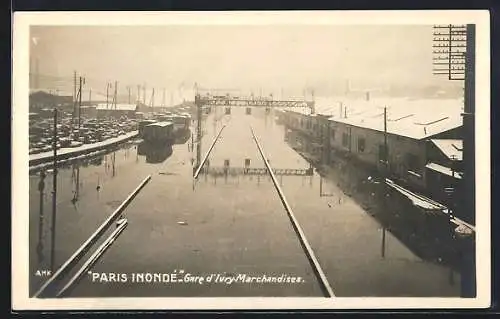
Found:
<box><xmin>36</xmin><ymin>171</ymin><xmax>47</xmax><ymax>264</ymax></box>
<box><xmin>137</xmin><ymin>141</ymin><xmax>173</xmax><ymax>164</ymax></box>
<box><xmin>174</xmin><ymin>129</ymin><xmax>191</xmax><ymax>145</ymax></box>
<box><xmin>31</xmin><ymin>143</ymin><xmax>135</xmax><ymax>284</ymax></box>
<box><xmin>283</xmin><ymin>125</ymin><xmax>467</xmax><ymax>272</ymax></box>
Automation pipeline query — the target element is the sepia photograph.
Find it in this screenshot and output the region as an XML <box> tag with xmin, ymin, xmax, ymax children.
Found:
<box><xmin>12</xmin><ymin>11</ymin><xmax>490</xmax><ymax>310</ymax></box>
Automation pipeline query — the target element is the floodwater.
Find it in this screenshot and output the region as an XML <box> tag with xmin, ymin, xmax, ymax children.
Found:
<box><xmin>29</xmin><ymin>106</ymin><xmax>462</xmax><ymax>297</ymax></box>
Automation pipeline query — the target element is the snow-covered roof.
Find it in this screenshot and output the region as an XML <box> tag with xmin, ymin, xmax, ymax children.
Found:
<box><xmin>430</xmin><ymin>139</ymin><xmax>463</xmax><ymax>161</ymax></box>
<box><xmin>426</xmin><ymin>162</ymin><xmax>462</xmax><ymax>179</ymax></box>
<box><xmin>280</xmin><ymin>97</ymin><xmax>462</xmax><ymax>140</ymax></box>
<box><xmin>330</xmin><ymin>98</ymin><xmax>463</xmax><ymax>140</ymax></box>
<box><xmin>96</xmin><ymin>103</ymin><xmax>137</xmax><ymax>111</ymax></box>
<box><xmin>147</xmin><ymin>121</ymin><xmax>173</xmax><ymax>127</ymax></box>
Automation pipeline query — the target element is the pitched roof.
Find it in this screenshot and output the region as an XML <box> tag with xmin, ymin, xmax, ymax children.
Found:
<box><xmin>147</xmin><ymin>121</ymin><xmax>173</xmax><ymax>127</ymax></box>
<box><xmin>280</xmin><ymin>97</ymin><xmax>463</xmax><ymax>140</ymax></box>
<box><xmin>430</xmin><ymin>139</ymin><xmax>463</xmax><ymax>161</ymax></box>
<box><xmin>426</xmin><ymin>162</ymin><xmax>463</xmax><ymax>179</ymax></box>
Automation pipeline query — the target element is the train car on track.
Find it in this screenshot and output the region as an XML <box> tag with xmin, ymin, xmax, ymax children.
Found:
<box><xmin>138</xmin><ymin>119</ymin><xmax>158</xmax><ymax>137</ymax></box>
<box><xmin>142</xmin><ymin>121</ymin><xmax>174</xmax><ymax>144</ymax></box>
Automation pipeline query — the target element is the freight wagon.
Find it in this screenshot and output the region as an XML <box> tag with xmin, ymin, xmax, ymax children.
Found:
<box><xmin>142</xmin><ymin>121</ymin><xmax>174</xmax><ymax>144</ymax></box>
<box><xmin>138</xmin><ymin>120</ymin><xmax>158</xmax><ymax>138</ymax></box>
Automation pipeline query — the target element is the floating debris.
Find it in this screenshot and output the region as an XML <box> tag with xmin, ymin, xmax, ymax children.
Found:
<box><xmin>177</xmin><ymin>221</ymin><xmax>188</xmax><ymax>226</ymax></box>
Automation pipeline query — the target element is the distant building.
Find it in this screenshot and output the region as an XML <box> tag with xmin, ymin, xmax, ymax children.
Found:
<box><xmin>280</xmin><ymin>97</ymin><xmax>464</xmax><ymax>194</ymax></box>
<box><xmin>96</xmin><ymin>103</ymin><xmax>138</xmax><ymax>118</ymax></box>
<box><xmin>136</xmin><ymin>102</ymin><xmax>172</xmax><ymax>114</ymax></box>
<box><xmin>29</xmin><ymin>90</ymin><xmax>72</xmax><ymax>110</ymax></box>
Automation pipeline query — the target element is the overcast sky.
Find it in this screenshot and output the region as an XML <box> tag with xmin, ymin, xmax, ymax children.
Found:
<box><xmin>30</xmin><ymin>25</ymin><xmax>455</xmax><ymax>97</ymax></box>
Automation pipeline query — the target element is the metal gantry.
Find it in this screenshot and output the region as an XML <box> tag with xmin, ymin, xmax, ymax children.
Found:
<box><xmin>200</xmin><ymin>166</ymin><xmax>314</xmax><ymax>177</ymax></box>
<box><xmin>193</xmin><ymin>91</ymin><xmax>315</xmax><ymax>169</ymax></box>
<box><xmin>197</xmin><ymin>94</ymin><xmax>315</xmax><ymax>109</ymax></box>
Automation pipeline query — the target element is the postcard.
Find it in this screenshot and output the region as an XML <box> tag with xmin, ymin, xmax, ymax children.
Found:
<box><xmin>12</xmin><ymin>10</ymin><xmax>491</xmax><ymax>310</ymax></box>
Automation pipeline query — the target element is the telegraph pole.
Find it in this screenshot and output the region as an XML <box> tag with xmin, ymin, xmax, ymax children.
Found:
<box><xmin>71</xmin><ymin>71</ymin><xmax>77</xmax><ymax>132</ymax></box>
<box><xmin>195</xmin><ymin>94</ymin><xmax>203</xmax><ymax>170</ymax></box>
<box><xmin>382</xmin><ymin>106</ymin><xmax>388</xmax><ymax>258</ymax></box>
<box><xmin>128</xmin><ymin>86</ymin><xmax>131</xmax><ymax>104</ymax></box>
<box><xmin>143</xmin><ymin>83</ymin><xmax>146</xmax><ymax>105</ymax></box>
<box><xmin>51</xmin><ymin>108</ymin><xmax>58</xmax><ymax>272</ymax></box>
<box><xmin>78</xmin><ymin>77</ymin><xmax>83</xmax><ymax>131</ymax></box>
<box><xmin>37</xmin><ymin>170</ymin><xmax>46</xmax><ymax>262</ymax></box>
<box><xmin>73</xmin><ymin>71</ymin><xmax>77</xmax><ymax>104</ymax></box>
<box><xmin>162</xmin><ymin>88</ymin><xmax>166</xmax><ymax>108</ymax></box>
<box><xmin>137</xmin><ymin>85</ymin><xmax>141</xmax><ymax>104</ymax></box>
<box><xmin>462</xmin><ymin>23</ymin><xmax>476</xmax><ymax>298</ymax></box>
<box><xmin>106</xmin><ymin>82</ymin><xmax>110</xmax><ymax>109</ymax></box>
<box><xmin>151</xmin><ymin>88</ymin><xmax>155</xmax><ymax>108</ymax></box>
<box><xmin>114</xmin><ymin>81</ymin><xmax>118</xmax><ymax>110</ymax></box>
<box><xmin>433</xmin><ymin>24</ymin><xmax>474</xmax><ymax>297</ymax></box>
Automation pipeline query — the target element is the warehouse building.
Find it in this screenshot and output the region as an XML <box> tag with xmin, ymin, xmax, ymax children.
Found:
<box><xmin>96</xmin><ymin>103</ymin><xmax>138</xmax><ymax>118</ymax></box>
<box><xmin>279</xmin><ymin>97</ymin><xmax>464</xmax><ymax>196</ymax></box>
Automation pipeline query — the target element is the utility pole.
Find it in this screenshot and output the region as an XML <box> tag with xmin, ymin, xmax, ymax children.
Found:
<box><xmin>462</xmin><ymin>23</ymin><xmax>476</xmax><ymax>298</ymax></box>
<box><xmin>151</xmin><ymin>88</ymin><xmax>155</xmax><ymax>108</ymax></box>
<box><xmin>143</xmin><ymin>83</ymin><xmax>146</xmax><ymax>105</ymax></box>
<box><xmin>433</xmin><ymin>24</ymin><xmax>474</xmax><ymax>297</ymax></box>
<box><xmin>195</xmin><ymin>94</ymin><xmax>202</xmax><ymax>170</ymax></box>
<box><xmin>37</xmin><ymin>170</ymin><xmax>46</xmax><ymax>262</ymax></box>
<box><xmin>114</xmin><ymin>81</ymin><xmax>118</xmax><ymax>110</ymax></box>
<box><xmin>89</xmin><ymin>88</ymin><xmax>92</xmax><ymax>107</ymax></box>
<box><xmin>35</xmin><ymin>58</ymin><xmax>40</xmax><ymax>89</ymax></box>
<box><xmin>106</xmin><ymin>82</ymin><xmax>110</xmax><ymax>109</ymax></box>
<box><xmin>137</xmin><ymin>85</ymin><xmax>141</xmax><ymax>104</ymax></box>
<box><xmin>381</xmin><ymin>106</ymin><xmax>388</xmax><ymax>259</ymax></box>
<box><xmin>73</xmin><ymin>71</ymin><xmax>77</xmax><ymax>104</ymax></box>
<box><xmin>71</xmin><ymin>71</ymin><xmax>77</xmax><ymax>132</ymax></box>
<box><xmin>128</xmin><ymin>86</ymin><xmax>131</xmax><ymax>104</ymax></box>
<box><xmin>384</xmin><ymin>106</ymin><xmax>388</xmax><ymax>166</ymax></box>
<box><xmin>162</xmin><ymin>88</ymin><xmax>166</xmax><ymax>108</ymax></box>
<box><xmin>311</xmin><ymin>89</ymin><xmax>315</xmax><ymax>114</ymax></box>
<box><xmin>51</xmin><ymin>108</ymin><xmax>58</xmax><ymax>272</ymax></box>
<box><xmin>78</xmin><ymin>77</ymin><xmax>83</xmax><ymax>131</ymax></box>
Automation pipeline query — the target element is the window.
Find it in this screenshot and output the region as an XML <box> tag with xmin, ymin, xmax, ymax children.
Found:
<box><xmin>342</xmin><ymin>133</ymin><xmax>349</xmax><ymax>147</ymax></box>
<box><xmin>357</xmin><ymin>137</ymin><xmax>366</xmax><ymax>152</ymax></box>
<box><xmin>225</xmin><ymin>107</ymin><xmax>231</xmax><ymax>115</ymax></box>
<box><xmin>246</xmin><ymin>107</ymin><xmax>252</xmax><ymax>115</ymax></box>
<box><xmin>331</xmin><ymin>129</ymin><xmax>336</xmax><ymax>140</ymax></box>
